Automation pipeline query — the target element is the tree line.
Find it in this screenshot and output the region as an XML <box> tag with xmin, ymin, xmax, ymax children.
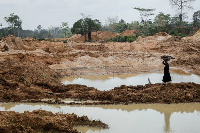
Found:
<box><xmin>0</xmin><ymin>0</ymin><xmax>200</xmax><ymax>41</ymax></box>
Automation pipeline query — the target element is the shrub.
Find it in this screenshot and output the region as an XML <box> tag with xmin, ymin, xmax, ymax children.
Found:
<box><xmin>37</xmin><ymin>38</ymin><xmax>45</xmax><ymax>41</ymax></box>
<box><xmin>62</xmin><ymin>40</ymin><xmax>68</xmax><ymax>43</ymax></box>
<box><xmin>107</xmin><ymin>35</ymin><xmax>137</xmax><ymax>42</ymax></box>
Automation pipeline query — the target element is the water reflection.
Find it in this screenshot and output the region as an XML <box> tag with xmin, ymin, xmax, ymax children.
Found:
<box><xmin>0</xmin><ymin>103</ymin><xmax>200</xmax><ymax>133</ymax></box>
<box><xmin>61</xmin><ymin>69</ymin><xmax>200</xmax><ymax>90</ymax></box>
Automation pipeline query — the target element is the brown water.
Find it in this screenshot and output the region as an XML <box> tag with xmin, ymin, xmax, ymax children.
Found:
<box><xmin>0</xmin><ymin>103</ymin><xmax>200</xmax><ymax>133</ymax></box>
<box><xmin>61</xmin><ymin>69</ymin><xmax>200</xmax><ymax>90</ymax></box>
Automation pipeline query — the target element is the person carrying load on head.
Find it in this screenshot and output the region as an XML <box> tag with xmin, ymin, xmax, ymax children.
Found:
<box><xmin>161</xmin><ymin>55</ymin><xmax>175</xmax><ymax>84</ymax></box>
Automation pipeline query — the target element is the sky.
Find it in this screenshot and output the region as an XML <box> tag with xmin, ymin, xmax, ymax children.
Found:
<box><xmin>0</xmin><ymin>0</ymin><xmax>200</xmax><ymax>30</ymax></box>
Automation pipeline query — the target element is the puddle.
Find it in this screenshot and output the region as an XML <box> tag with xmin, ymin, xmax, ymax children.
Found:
<box><xmin>61</xmin><ymin>69</ymin><xmax>200</xmax><ymax>90</ymax></box>
<box><xmin>0</xmin><ymin>103</ymin><xmax>200</xmax><ymax>133</ymax></box>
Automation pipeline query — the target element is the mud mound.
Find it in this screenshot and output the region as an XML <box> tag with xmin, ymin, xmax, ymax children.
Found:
<box><xmin>183</xmin><ymin>30</ymin><xmax>200</xmax><ymax>41</ymax></box>
<box><xmin>120</xmin><ymin>29</ymin><xmax>136</xmax><ymax>36</ymax></box>
<box><xmin>0</xmin><ymin>60</ymin><xmax>63</xmax><ymax>101</ymax></box>
<box><xmin>0</xmin><ymin>35</ymin><xmax>35</xmax><ymax>51</ymax></box>
<box><xmin>98</xmin><ymin>31</ymin><xmax>118</xmax><ymax>40</ymax></box>
<box><xmin>0</xmin><ymin>35</ymin><xmax>72</xmax><ymax>53</ymax></box>
<box><xmin>68</xmin><ymin>34</ymin><xmax>83</xmax><ymax>42</ymax></box>
<box><xmin>108</xmin><ymin>83</ymin><xmax>200</xmax><ymax>104</ymax></box>
<box><xmin>68</xmin><ymin>31</ymin><xmax>118</xmax><ymax>42</ymax></box>
<box><xmin>193</xmin><ymin>30</ymin><xmax>200</xmax><ymax>40</ymax></box>
<box><xmin>72</xmin><ymin>42</ymin><xmax>108</xmax><ymax>52</ymax></box>
<box><xmin>134</xmin><ymin>32</ymin><xmax>171</xmax><ymax>44</ymax></box>
<box><xmin>0</xmin><ymin>110</ymin><xmax>108</xmax><ymax>133</ymax></box>
<box><xmin>23</xmin><ymin>37</ymin><xmax>38</xmax><ymax>42</ymax></box>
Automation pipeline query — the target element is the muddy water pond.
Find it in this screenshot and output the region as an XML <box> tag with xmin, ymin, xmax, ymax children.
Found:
<box><xmin>61</xmin><ymin>69</ymin><xmax>200</xmax><ymax>90</ymax></box>
<box><xmin>0</xmin><ymin>103</ymin><xmax>200</xmax><ymax>133</ymax></box>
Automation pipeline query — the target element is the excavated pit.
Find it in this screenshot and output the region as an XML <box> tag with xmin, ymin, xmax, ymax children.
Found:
<box><xmin>0</xmin><ymin>31</ymin><xmax>200</xmax><ymax>132</ymax></box>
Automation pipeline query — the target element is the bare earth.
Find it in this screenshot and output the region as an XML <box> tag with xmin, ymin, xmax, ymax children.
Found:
<box><xmin>0</xmin><ymin>31</ymin><xmax>200</xmax><ymax>132</ymax></box>
<box><xmin>0</xmin><ymin>31</ymin><xmax>200</xmax><ymax>103</ymax></box>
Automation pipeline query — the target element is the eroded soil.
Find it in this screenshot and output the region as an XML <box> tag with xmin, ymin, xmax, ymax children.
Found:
<box><xmin>0</xmin><ymin>31</ymin><xmax>200</xmax><ymax>104</ymax></box>
<box><xmin>0</xmin><ymin>31</ymin><xmax>200</xmax><ymax>132</ymax></box>
<box><xmin>0</xmin><ymin>110</ymin><xmax>108</xmax><ymax>133</ymax></box>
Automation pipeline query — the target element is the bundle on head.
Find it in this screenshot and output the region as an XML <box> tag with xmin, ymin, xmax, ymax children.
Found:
<box><xmin>161</xmin><ymin>55</ymin><xmax>175</xmax><ymax>62</ymax></box>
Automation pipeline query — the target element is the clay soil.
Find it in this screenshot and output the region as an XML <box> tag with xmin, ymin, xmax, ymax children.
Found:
<box><xmin>0</xmin><ymin>110</ymin><xmax>108</xmax><ymax>133</ymax></box>
<box><xmin>0</xmin><ymin>31</ymin><xmax>200</xmax><ymax>103</ymax></box>
<box><xmin>0</xmin><ymin>31</ymin><xmax>200</xmax><ymax>132</ymax></box>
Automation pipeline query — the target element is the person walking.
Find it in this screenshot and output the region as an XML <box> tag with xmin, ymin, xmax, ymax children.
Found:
<box><xmin>162</xmin><ymin>60</ymin><xmax>171</xmax><ymax>84</ymax></box>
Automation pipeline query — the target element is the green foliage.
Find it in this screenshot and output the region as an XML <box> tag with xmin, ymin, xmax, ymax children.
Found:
<box><xmin>107</xmin><ymin>35</ymin><xmax>137</xmax><ymax>42</ymax></box>
<box><xmin>4</xmin><ymin>13</ymin><xmax>22</xmax><ymax>36</ymax></box>
<box><xmin>133</xmin><ymin>7</ymin><xmax>155</xmax><ymax>22</ymax></box>
<box><xmin>169</xmin><ymin>0</ymin><xmax>195</xmax><ymax>27</ymax></box>
<box><xmin>103</xmin><ymin>17</ymin><xmax>128</xmax><ymax>33</ymax></box>
<box><xmin>127</xmin><ymin>36</ymin><xmax>137</xmax><ymax>42</ymax></box>
<box><xmin>115</xmin><ymin>19</ymin><xmax>128</xmax><ymax>33</ymax></box>
<box><xmin>193</xmin><ymin>10</ymin><xmax>200</xmax><ymax>28</ymax></box>
<box><xmin>37</xmin><ymin>38</ymin><xmax>45</xmax><ymax>41</ymax></box>
<box><xmin>154</xmin><ymin>12</ymin><xmax>171</xmax><ymax>27</ymax></box>
<box><xmin>60</xmin><ymin>22</ymin><xmax>71</xmax><ymax>37</ymax></box>
<box><xmin>62</xmin><ymin>40</ymin><xmax>68</xmax><ymax>43</ymax></box>
<box><xmin>1</xmin><ymin>11</ymin><xmax>198</xmax><ymax>40</ymax></box>
<box><xmin>71</xmin><ymin>15</ymin><xmax>101</xmax><ymax>42</ymax></box>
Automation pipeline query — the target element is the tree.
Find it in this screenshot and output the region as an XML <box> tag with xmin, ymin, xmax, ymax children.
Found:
<box><xmin>60</xmin><ymin>22</ymin><xmax>71</xmax><ymax>37</ymax></box>
<box><xmin>127</xmin><ymin>21</ymin><xmax>140</xmax><ymax>30</ymax></box>
<box><xmin>193</xmin><ymin>10</ymin><xmax>200</xmax><ymax>28</ymax></box>
<box><xmin>104</xmin><ymin>16</ymin><xmax>119</xmax><ymax>32</ymax></box>
<box><xmin>115</xmin><ymin>19</ymin><xmax>128</xmax><ymax>33</ymax></box>
<box><xmin>48</xmin><ymin>26</ymin><xmax>62</xmax><ymax>39</ymax></box>
<box><xmin>169</xmin><ymin>0</ymin><xmax>195</xmax><ymax>27</ymax></box>
<box><xmin>37</xmin><ymin>25</ymin><xmax>42</xmax><ymax>32</ymax></box>
<box><xmin>0</xmin><ymin>23</ymin><xmax>2</xmax><ymax>38</ymax></box>
<box><xmin>133</xmin><ymin>7</ymin><xmax>155</xmax><ymax>23</ymax></box>
<box><xmin>71</xmin><ymin>16</ymin><xmax>101</xmax><ymax>42</ymax></box>
<box><xmin>154</xmin><ymin>12</ymin><xmax>171</xmax><ymax>27</ymax></box>
<box><xmin>4</xmin><ymin>13</ymin><xmax>22</xmax><ymax>36</ymax></box>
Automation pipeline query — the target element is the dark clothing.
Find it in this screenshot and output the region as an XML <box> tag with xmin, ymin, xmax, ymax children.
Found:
<box><xmin>162</xmin><ymin>61</ymin><xmax>171</xmax><ymax>83</ymax></box>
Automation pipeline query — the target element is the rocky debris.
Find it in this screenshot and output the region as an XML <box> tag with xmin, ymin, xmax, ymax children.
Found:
<box><xmin>0</xmin><ymin>110</ymin><xmax>108</xmax><ymax>133</ymax></box>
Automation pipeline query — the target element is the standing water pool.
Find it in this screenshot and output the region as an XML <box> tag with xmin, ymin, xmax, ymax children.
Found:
<box><xmin>0</xmin><ymin>103</ymin><xmax>200</xmax><ymax>133</ymax></box>
<box><xmin>61</xmin><ymin>69</ymin><xmax>200</xmax><ymax>90</ymax></box>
